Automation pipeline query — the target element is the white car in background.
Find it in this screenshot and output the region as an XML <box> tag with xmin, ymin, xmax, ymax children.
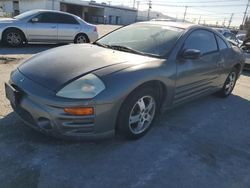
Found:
<box><xmin>214</xmin><ymin>28</ymin><xmax>240</xmax><ymax>46</ymax></box>
<box><xmin>236</xmin><ymin>34</ymin><xmax>246</xmax><ymax>46</ymax></box>
<box><xmin>0</xmin><ymin>9</ymin><xmax>98</xmax><ymax>47</ymax></box>
<box><xmin>237</xmin><ymin>34</ymin><xmax>250</xmax><ymax>70</ymax></box>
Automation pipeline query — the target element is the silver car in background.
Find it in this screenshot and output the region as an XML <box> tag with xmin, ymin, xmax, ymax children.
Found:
<box><xmin>0</xmin><ymin>9</ymin><xmax>98</xmax><ymax>47</ymax></box>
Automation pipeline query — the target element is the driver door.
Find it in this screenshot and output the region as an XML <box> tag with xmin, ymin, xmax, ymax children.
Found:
<box><xmin>26</xmin><ymin>12</ymin><xmax>58</xmax><ymax>42</ymax></box>
<box><xmin>174</xmin><ymin>29</ymin><xmax>220</xmax><ymax>105</ymax></box>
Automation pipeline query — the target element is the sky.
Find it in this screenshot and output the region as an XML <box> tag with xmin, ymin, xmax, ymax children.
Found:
<box><xmin>93</xmin><ymin>0</ymin><xmax>249</xmax><ymax>27</ymax></box>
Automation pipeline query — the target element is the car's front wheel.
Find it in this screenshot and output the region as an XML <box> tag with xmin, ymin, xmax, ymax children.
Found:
<box><xmin>217</xmin><ymin>67</ymin><xmax>238</xmax><ymax>97</ymax></box>
<box><xmin>3</xmin><ymin>29</ymin><xmax>25</xmax><ymax>47</ymax></box>
<box><xmin>117</xmin><ymin>86</ymin><xmax>158</xmax><ymax>139</ymax></box>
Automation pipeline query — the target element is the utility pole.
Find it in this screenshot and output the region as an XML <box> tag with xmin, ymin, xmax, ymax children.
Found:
<box><xmin>108</xmin><ymin>1</ymin><xmax>111</xmax><ymax>6</ymax></box>
<box><xmin>242</xmin><ymin>0</ymin><xmax>250</xmax><ymax>27</ymax></box>
<box><xmin>228</xmin><ymin>13</ymin><xmax>234</xmax><ymax>28</ymax></box>
<box><xmin>147</xmin><ymin>0</ymin><xmax>152</xmax><ymax>21</ymax></box>
<box><xmin>136</xmin><ymin>1</ymin><xmax>140</xmax><ymax>21</ymax></box>
<box><xmin>133</xmin><ymin>0</ymin><xmax>136</xmax><ymax>9</ymax></box>
<box><xmin>136</xmin><ymin>1</ymin><xmax>140</xmax><ymax>10</ymax></box>
<box><xmin>183</xmin><ymin>6</ymin><xmax>188</xmax><ymax>22</ymax></box>
<box><xmin>198</xmin><ymin>15</ymin><xmax>201</xmax><ymax>24</ymax></box>
<box><xmin>52</xmin><ymin>0</ymin><xmax>55</xmax><ymax>10</ymax></box>
<box><xmin>222</xmin><ymin>18</ymin><xmax>226</xmax><ymax>26</ymax></box>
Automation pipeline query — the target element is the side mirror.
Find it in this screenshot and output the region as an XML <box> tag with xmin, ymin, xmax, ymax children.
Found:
<box><xmin>182</xmin><ymin>49</ymin><xmax>201</xmax><ymax>59</ymax></box>
<box><xmin>31</xmin><ymin>17</ymin><xmax>39</xmax><ymax>23</ymax></box>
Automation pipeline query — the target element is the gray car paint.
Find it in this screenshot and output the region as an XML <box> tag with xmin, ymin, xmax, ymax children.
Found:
<box><xmin>18</xmin><ymin>44</ymin><xmax>157</xmax><ymax>91</ymax></box>
<box><xmin>6</xmin><ymin>22</ymin><xmax>245</xmax><ymax>139</ymax></box>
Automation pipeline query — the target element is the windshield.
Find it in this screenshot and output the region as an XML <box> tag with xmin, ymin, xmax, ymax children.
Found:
<box><xmin>96</xmin><ymin>24</ymin><xmax>184</xmax><ymax>57</ymax></box>
<box><xmin>14</xmin><ymin>10</ymin><xmax>38</xmax><ymax>20</ymax></box>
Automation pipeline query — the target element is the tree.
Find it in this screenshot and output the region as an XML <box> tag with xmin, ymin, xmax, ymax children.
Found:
<box><xmin>246</xmin><ymin>27</ymin><xmax>250</xmax><ymax>39</ymax></box>
<box><xmin>243</xmin><ymin>16</ymin><xmax>250</xmax><ymax>30</ymax></box>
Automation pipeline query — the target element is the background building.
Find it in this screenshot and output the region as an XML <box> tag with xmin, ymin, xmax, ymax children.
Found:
<box><xmin>0</xmin><ymin>0</ymin><xmax>137</xmax><ymax>25</ymax></box>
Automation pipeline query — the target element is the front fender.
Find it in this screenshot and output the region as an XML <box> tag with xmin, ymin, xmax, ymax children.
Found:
<box><xmin>95</xmin><ymin>60</ymin><xmax>176</xmax><ymax>109</ymax></box>
<box><xmin>0</xmin><ymin>23</ymin><xmax>27</xmax><ymax>41</ymax></box>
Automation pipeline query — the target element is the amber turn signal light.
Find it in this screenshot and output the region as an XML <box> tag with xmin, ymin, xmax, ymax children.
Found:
<box><xmin>64</xmin><ymin>107</ymin><xmax>94</xmax><ymax>116</ymax></box>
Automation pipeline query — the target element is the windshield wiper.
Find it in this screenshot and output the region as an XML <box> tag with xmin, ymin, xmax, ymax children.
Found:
<box><xmin>107</xmin><ymin>45</ymin><xmax>146</xmax><ymax>55</ymax></box>
<box><xmin>93</xmin><ymin>41</ymin><xmax>110</xmax><ymax>48</ymax></box>
<box><xmin>94</xmin><ymin>42</ymin><xmax>144</xmax><ymax>55</ymax></box>
<box><xmin>93</xmin><ymin>43</ymin><xmax>158</xmax><ymax>57</ymax></box>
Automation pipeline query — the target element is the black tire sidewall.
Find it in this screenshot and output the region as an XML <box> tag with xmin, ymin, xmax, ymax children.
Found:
<box><xmin>221</xmin><ymin>67</ymin><xmax>238</xmax><ymax>97</ymax></box>
<box><xmin>3</xmin><ymin>29</ymin><xmax>24</xmax><ymax>47</ymax></box>
<box><xmin>74</xmin><ymin>34</ymin><xmax>88</xmax><ymax>43</ymax></box>
<box><xmin>117</xmin><ymin>87</ymin><xmax>159</xmax><ymax>139</ymax></box>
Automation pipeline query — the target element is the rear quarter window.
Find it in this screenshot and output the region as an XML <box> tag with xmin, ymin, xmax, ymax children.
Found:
<box><xmin>216</xmin><ymin>35</ymin><xmax>228</xmax><ymax>50</ymax></box>
<box><xmin>58</xmin><ymin>14</ymin><xmax>79</xmax><ymax>24</ymax></box>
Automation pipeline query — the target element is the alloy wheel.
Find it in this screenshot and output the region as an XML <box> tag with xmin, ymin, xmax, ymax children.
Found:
<box><xmin>7</xmin><ymin>32</ymin><xmax>22</xmax><ymax>46</ymax></box>
<box><xmin>224</xmin><ymin>71</ymin><xmax>237</xmax><ymax>95</ymax></box>
<box><xmin>76</xmin><ymin>35</ymin><xmax>87</xmax><ymax>43</ymax></box>
<box><xmin>128</xmin><ymin>96</ymin><xmax>156</xmax><ymax>134</ymax></box>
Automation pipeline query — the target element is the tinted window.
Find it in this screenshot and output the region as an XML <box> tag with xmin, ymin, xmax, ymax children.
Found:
<box><xmin>216</xmin><ymin>35</ymin><xmax>228</xmax><ymax>50</ymax></box>
<box><xmin>184</xmin><ymin>30</ymin><xmax>218</xmax><ymax>54</ymax></box>
<box><xmin>58</xmin><ymin>14</ymin><xmax>79</xmax><ymax>24</ymax></box>
<box><xmin>35</xmin><ymin>13</ymin><xmax>58</xmax><ymax>23</ymax></box>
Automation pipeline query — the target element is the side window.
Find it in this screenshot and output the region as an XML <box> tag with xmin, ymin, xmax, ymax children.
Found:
<box><xmin>35</xmin><ymin>13</ymin><xmax>58</xmax><ymax>23</ymax></box>
<box><xmin>216</xmin><ymin>35</ymin><xmax>228</xmax><ymax>50</ymax></box>
<box><xmin>183</xmin><ymin>30</ymin><xmax>218</xmax><ymax>54</ymax></box>
<box><xmin>58</xmin><ymin>14</ymin><xmax>79</xmax><ymax>24</ymax></box>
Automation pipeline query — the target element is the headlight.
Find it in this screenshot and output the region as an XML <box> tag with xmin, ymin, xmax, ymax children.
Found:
<box><xmin>56</xmin><ymin>74</ymin><xmax>105</xmax><ymax>99</ymax></box>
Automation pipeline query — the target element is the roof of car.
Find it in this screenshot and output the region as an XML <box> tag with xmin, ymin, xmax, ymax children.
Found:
<box><xmin>139</xmin><ymin>21</ymin><xmax>196</xmax><ymax>30</ymax></box>
<box><xmin>38</xmin><ymin>9</ymin><xmax>66</xmax><ymax>13</ymax></box>
<box><xmin>33</xmin><ymin>9</ymin><xmax>75</xmax><ymax>16</ymax></box>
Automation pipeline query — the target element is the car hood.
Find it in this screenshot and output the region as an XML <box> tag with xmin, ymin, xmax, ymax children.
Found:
<box><xmin>18</xmin><ymin>44</ymin><xmax>156</xmax><ymax>92</ymax></box>
<box><xmin>0</xmin><ymin>18</ymin><xmax>15</xmax><ymax>23</ymax></box>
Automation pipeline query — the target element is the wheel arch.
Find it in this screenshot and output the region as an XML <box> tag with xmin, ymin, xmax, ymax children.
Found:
<box><xmin>115</xmin><ymin>80</ymin><xmax>167</xmax><ymax>131</ymax></box>
<box><xmin>233</xmin><ymin>63</ymin><xmax>241</xmax><ymax>76</ymax></box>
<box><xmin>2</xmin><ymin>27</ymin><xmax>27</xmax><ymax>42</ymax></box>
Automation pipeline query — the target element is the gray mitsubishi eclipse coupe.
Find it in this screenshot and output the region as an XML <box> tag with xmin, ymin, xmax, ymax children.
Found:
<box><xmin>5</xmin><ymin>21</ymin><xmax>245</xmax><ymax>140</ymax></box>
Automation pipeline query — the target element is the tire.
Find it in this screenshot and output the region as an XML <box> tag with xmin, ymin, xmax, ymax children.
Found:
<box><xmin>3</xmin><ymin>29</ymin><xmax>25</xmax><ymax>47</ymax></box>
<box><xmin>117</xmin><ymin>86</ymin><xmax>158</xmax><ymax>139</ymax></box>
<box><xmin>74</xmin><ymin>33</ymin><xmax>89</xmax><ymax>44</ymax></box>
<box><xmin>217</xmin><ymin>67</ymin><xmax>238</xmax><ymax>98</ymax></box>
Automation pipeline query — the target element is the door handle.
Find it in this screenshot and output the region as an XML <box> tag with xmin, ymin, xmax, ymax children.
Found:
<box><xmin>51</xmin><ymin>26</ymin><xmax>56</xmax><ymax>29</ymax></box>
<box><xmin>217</xmin><ymin>61</ymin><xmax>224</xmax><ymax>67</ymax></box>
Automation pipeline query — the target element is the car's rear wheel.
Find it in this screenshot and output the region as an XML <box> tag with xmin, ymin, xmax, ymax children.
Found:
<box><xmin>217</xmin><ymin>67</ymin><xmax>238</xmax><ymax>97</ymax></box>
<box><xmin>74</xmin><ymin>33</ymin><xmax>89</xmax><ymax>44</ymax></box>
<box><xmin>117</xmin><ymin>87</ymin><xmax>158</xmax><ymax>139</ymax></box>
<box><xmin>3</xmin><ymin>29</ymin><xmax>25</xmax><ymax>47</ymax></box>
